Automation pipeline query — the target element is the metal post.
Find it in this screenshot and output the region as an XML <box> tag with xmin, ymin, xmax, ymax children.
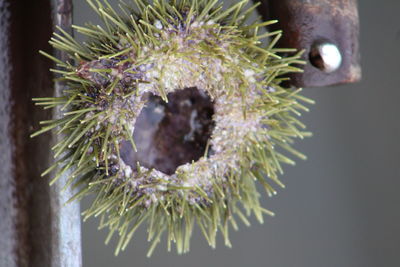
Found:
<box><xmin>0</xmin><ymin>0</ymin><xmax>81</xmax><ymax>266</ymax></box>
<box><xmin>50</xmin><ymin>0</ymin><xmax>82</xmax><ymax>266</ymax></box>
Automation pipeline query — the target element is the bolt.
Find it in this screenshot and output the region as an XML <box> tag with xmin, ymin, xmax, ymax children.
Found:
<box><xmin>309</xmin><ymin>42</ymin><xmax>342</xmax><ymax>73</ymax></box>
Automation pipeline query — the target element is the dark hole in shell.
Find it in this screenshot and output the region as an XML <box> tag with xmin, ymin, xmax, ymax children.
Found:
<box><xmin>120</xmin><ymin>87</ymin><xmax>215</xmax><ymax>175</ymax></box>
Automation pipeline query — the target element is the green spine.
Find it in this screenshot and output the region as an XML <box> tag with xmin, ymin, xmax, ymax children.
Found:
<box><xmin>33</xmin><ymin>0</ymin><xmax>314</xmax><ymax>256</ymax></box>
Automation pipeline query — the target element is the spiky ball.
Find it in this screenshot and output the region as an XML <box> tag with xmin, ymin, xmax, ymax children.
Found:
<box><xmin>33</xmin><ymin>0</ymin><xmax>313</xmax><ymax>256</ymax></box>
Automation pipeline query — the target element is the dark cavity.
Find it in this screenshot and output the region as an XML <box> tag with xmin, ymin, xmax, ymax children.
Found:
<box><xmin>120</xmin><ymin>87</ymin><xmax>215</xmax><ymax>175</ymax></box>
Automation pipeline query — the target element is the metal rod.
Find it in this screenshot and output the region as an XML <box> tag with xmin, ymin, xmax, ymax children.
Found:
<box><xmin>50</xmin><ymin>0</ymin><xmax>83</xmax><ymax>266</ymax></box>
<box><xmin>0</xmin><ymin>0</ymin><xmax>81</xmax><ymax>266</ymax></box>
<box><xmin>0</xmin><ymin>0</ymin><xmax>55</xmax><ymax>266</ymax></box>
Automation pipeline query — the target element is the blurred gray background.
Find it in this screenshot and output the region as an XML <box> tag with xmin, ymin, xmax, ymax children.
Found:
<box><xmin>73</xmin><ymin>0</ymin><xmax>400</xmax><ymax>266</ymax></box>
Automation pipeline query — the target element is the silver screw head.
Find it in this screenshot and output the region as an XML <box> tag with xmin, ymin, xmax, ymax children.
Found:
<box><xmin>309</xmin><ymin>42</ymin><xmax>342</xmax><ymax>73</ymax></box>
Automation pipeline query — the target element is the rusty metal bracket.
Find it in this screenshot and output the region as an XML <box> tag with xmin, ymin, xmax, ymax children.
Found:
<box><xmin>259</xmin><ymin>0</ymin><xmax>361</xmax><ymax>87</ymax></box>
<box><xmin>0</xmin><ymin>0</ymin><xmax>81</xmax><ymax>266</ymax></box>
<box><xmin>0</xmin><ymin>1</ymin><xmax>55</xmax><ymax>266</ymax></box>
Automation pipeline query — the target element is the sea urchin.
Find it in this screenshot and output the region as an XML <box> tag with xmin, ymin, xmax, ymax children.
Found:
<box><xmin>32</xmin><ymin>0</ymin><xmax>313</xmax><ymax>256</ymax></box>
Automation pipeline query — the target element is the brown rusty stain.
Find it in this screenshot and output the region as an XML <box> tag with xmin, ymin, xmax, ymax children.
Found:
<box><xmin>1</xmin><ymin>0</ymin><xmax>54</xmax><ymax>266</ymax></box>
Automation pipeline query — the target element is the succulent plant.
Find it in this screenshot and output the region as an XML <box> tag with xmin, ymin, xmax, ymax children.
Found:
<box><xmin>32</xmin><ymin>0</ymin><xmax>313</xmax><ymax>256</ymax></box>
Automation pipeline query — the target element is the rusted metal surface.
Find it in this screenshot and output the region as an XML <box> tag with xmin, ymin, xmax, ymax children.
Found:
<box><xmin>259</xmin><ymin>0</ymin><xmax>361</xmax><ymax>87</ymax></box>
<box><xmin>0</xmin><ymin>0</ymin><xmax>81</xmax><ymax>266</ymax></box>
<box><xmin>0</xmin><ymin>1</ymin><xmax>54</xmax><ymax>266</ymax></box>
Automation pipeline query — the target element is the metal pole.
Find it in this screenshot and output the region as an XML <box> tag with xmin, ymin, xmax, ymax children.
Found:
<box><xmin>50</xmin><ymin>0</ymin><xmax>82</xmax><ymax>266</ymax></box>
<box><xmin>0</xmin><ymin>0</ymin><xmax>81</xmax><ymax>266</ymax></box>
